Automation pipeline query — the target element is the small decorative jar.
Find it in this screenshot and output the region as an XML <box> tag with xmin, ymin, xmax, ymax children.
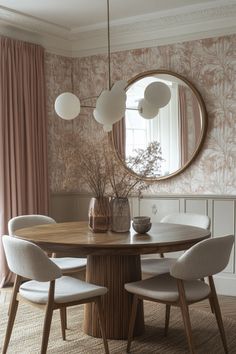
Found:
<box><xmin>88</xmin><ymin>197</ymin><xmax>110</xmax><ymax>233</ymax></box>
<box><xmin>110</xmin><ymin>197</ymin><xmax>131</xmax><ymax>233</ymax></box>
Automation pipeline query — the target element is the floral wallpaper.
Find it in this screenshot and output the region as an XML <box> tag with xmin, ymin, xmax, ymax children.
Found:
<box><xmin>45</xmin><ymin>34</ymin><xmax>236</xmax><ymax>195</ymax></box>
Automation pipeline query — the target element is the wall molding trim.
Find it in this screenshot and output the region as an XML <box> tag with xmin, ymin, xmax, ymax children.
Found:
<box><xmin>0</xmin><ymin>3</ymin><xmax>236</xmax><ymax>57</ymax></box>
<box><xmin>51</xmin><ymin>192</ymin><xmax>236</xmax><ymax>199</ymax></box>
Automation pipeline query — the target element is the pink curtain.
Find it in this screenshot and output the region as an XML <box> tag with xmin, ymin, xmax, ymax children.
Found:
<box><xmin>192</xmin><ymin>93</ymin><xmax>201</xmax><ymax>143</ymax></box>
<box><xmin>0</xmin><ymin>37</ymin><xmax>49</xmax><ymax>287</ymax></box>
<box><xmin>113</xmin><ymin>117</ymin><xmax>126</xmax><ymax>160</ymax></box>
<box><xmin>178</xmin><ymin>86</ymin><xmax>188</xmax><ymax>165</ymax></box>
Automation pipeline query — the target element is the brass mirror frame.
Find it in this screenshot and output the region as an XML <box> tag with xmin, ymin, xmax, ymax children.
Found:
<box><xmin>109</xmin><ymin>69</ymin><xmax>208</xmax><ymax>182</ymax></box>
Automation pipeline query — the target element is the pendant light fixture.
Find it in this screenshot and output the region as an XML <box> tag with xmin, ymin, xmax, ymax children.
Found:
<box><xmin>54</xmin><ymin>0</ymin><xmax>127</xmax><ymax>131</ymax></box>
<box><xmin>92</xmin><ymin>0</ymin><xmax>127</xmax><ymax>132</ymax></box>
<box><xmin>55</xmin><ymin>92</ymin><xmax>80</xmax><ymax>120</ymax></box>
<box><xmin>54</xmin><ymin>59</ymin><xmax>81</xmax><ymax>120</ymax></box>
<box><xmin>54</xmin><ymin>0</ymin><xmax>171</xmax><ymax>126</ymax></box>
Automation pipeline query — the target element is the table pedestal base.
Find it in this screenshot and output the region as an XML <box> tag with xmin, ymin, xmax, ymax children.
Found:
<box><xmin>84</xmin><ymin>254</ymin><xmax>144</xmax><ymax>339</ymax></box>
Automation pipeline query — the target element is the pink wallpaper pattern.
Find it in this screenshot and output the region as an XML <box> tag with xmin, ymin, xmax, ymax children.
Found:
<box><xmin>45</xmin><ymin>34</ymin><xmax>236</xmax><ymax>195</ymax></box>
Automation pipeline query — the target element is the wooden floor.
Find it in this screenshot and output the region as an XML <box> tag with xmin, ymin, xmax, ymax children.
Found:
<box><xmin>1</xmin><ymin>286</ymin><xmax>236</xmax><ymax>321</ymax></box>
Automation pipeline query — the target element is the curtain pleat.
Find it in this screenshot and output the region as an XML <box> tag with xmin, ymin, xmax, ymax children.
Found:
<box><xmin>0</xmin><ymin>37</ymin><xmax>49</xmax><ymax>287</ymax></box>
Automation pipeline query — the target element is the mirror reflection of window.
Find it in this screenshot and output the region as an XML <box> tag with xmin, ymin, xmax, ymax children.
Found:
<box><xmin>125</xmin><ymin>77</ymin><xmax>180</xmax><ymax>176</ymax></box>
<box><xmin>112</xmin><ymin>71</ymin><xmax>206</xmax><ymax>180</ymax></box>
<box><xmin>179</xmin><ymin>85</ymin><xmax>202</xmax><ymax>165</ymax></box>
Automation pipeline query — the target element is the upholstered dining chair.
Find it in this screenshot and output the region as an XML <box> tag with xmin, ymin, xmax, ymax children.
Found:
<box><xmin>125</xmin><ymin>235</ymin><xmax>234</xmax><ymax>354</ymax></box>
<box><xmin>141</xmin><ymin>213</ymin><xmax>211</xmax><ymax>329</ymax></box>
<box><xmin>2</xmin><ymin>236</ymin><xmax>109</xmax><ymax>354</ymax></box>
<box><xmin>8</xmin><ymin>215</ymin><xmax>88</xmax><ymax>332</ymax></box>
<box><xmin>8</xmin><ymin>215</ymin><xmax>87</xmax><ymax>276</ymax></box>
<box><xmin>141</xmin><ymin>213</ymin><xmax>211</xmax><ymax>278</ymax></box>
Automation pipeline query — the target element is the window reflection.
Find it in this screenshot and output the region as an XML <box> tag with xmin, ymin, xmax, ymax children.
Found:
<box><xmin>112</xmin><ymin>71</ymin><xmax>206</xmax><ymax>180</ymax></box>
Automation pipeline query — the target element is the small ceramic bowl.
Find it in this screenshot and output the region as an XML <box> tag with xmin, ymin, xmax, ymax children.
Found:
<box><xmin>132</xmin><ymin>222</ymin><xmax>152</xmax><ymax>234</ymax></box>
<box><xmin>132</xmin><ymin>216</ymin><xmax>151</xmax><ymax>224</ymax></box>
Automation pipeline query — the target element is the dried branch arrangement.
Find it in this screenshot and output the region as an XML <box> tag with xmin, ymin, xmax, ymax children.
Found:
<box><xmin>79</xmin><ymin>140</ymin><xmax>109</xmax><ymax>198</ymax></box>
<box><xmin>105</xmin><ymin>141</ymin><xmax>163</xmax><ymax>198</ymax></box>
<box><xmin>79</xmin><ymin>138</ymin><xmax>163</xmax><ymax>199</ymax></box>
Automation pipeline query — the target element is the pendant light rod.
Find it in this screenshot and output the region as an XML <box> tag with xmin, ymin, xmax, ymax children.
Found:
<box><xmin>107</xmin><ymin>0</ymin><xmax>111</xmax><ymax>90</ymax></box>
<box><xmin>80</xmin><ymin>104</ymin><xmax>139</xmax><ymax>111</ymax></box>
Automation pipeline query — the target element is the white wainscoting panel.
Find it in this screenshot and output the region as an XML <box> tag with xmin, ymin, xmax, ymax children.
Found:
<box><xmin>184</xmin><ymin>198</ymin><xmax>208</xmax><ymax>215</ymax></box>
<box><xmin>50</xmin><ymin>193</ymin><xmax>236</xmax><ymax>296</ymax></box>
<box><xmin>212</xmin><ymin>199</ymin><xmax>235</xmax><ymax>274</ymax></box>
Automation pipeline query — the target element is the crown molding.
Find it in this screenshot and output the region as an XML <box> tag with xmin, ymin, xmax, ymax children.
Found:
<box><xmin>0</xmin><ymin>3</ymin><xmax>235</xmax><ymax>57</ymax></box>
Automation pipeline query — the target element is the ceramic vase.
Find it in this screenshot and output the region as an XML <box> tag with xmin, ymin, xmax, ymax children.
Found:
<box><xmin>110</xmin><ymin>197</ymin><xmax>131</xmax><ymax>232</ymax></box>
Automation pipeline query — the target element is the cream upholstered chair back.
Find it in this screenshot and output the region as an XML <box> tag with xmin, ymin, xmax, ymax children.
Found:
<box><xmin>170</xmin><ymin>235</ymin><xmax>234</xmax><ymax>280</ymax></box>
<box><xmin>2</xmin><ymin>236</ymin><xmax>62</xmax><ymax>282</ymax></box>
<box><xmin>8</xmin><ymin>215</ymin><xmax>56</xmax><ymax>235</ymax></box>
<box><xmin>161</xmin><ymin>213</ymin><xmax>210</xmax><ymax>230</ymax></box>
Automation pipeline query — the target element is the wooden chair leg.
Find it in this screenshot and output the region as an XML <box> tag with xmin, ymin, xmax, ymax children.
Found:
<box><xmin>127</xmin><ymin>295</ymin><xmax>139</xmax><ymax>353</ymax></box>
<box><xmin>60</xmin><ymin>306</ymin><xmax>68</xmax><ymax>329</ymax></box>
<box><xmin>96</xmin><ymin>298</ymin><xmax>109</xmax><ymax>354</ymax></box>
<box><xmin>164</xmin><ymin>304</ymin><xmax>171</xmax><ymax>336</ymax></box>
<box><xmin>64</xmin><ymin>307</ymin><xmax>68</xmax><ymax>329</ymax></box>
<box><xmin>2</xmin><ymin>275</ymin><xmax>22</xmax><ymax>354</ymax></box>
<box><xmin>208</xmin><ymin>296</ymin><xmax>215</xmax><ymax>314</ymax></box>
<box><xmin>40</xmin><ymin>281</ymin><xmax>55</xmax><ymax>354</ymax></box>
<box><xmin>208</xmin><ymin>276</ymin><xmax>228</xmax><ymax>354</ymax></box>
<box><xmin>201</xmin><ymin>278</ymin><xmax>214</xmax><ymax>313</ymax></box>
<box><xmin>177</xmin><ymin>280</ymin><xmax>195</xmax><ymax>354</ymax></box>
<box><xmin>60</xmin><ymin>308</ymin><xmax>66</xmax><ymax>340</ymax></box>
<box><xmin>7</xmin><ymin>275</ymin><xmax>16</xmax><ymax>316</ymax></box>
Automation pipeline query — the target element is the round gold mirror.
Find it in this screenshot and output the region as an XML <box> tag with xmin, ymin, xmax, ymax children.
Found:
<box><xmin>111</xmin><ymin>70</ymin><xmax>207</xmax><ymax>181</ymax></box>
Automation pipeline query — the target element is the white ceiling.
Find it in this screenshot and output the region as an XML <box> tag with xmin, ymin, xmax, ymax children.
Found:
<box><xmin>0</xmin><ymin>0</ymin><xmax>235</xmax><ymax>57</ymax></box>
<box><xmin>0</xmin><ymin>0</ymin><xmax>227</xmax><ymax>29</ymax></box>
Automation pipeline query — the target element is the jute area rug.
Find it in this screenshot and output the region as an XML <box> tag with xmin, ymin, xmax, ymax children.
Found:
<box><xmin>1</xmin><ymin>301</ymin><xmax>236</xmax><ymax>354</ymax></box>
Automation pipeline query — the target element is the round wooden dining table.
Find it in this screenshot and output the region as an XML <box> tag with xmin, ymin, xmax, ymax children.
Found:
<box><xmin>14</xmin><ymin>221</ymin><xmax>210</xmax><ymax>339</ymax></box>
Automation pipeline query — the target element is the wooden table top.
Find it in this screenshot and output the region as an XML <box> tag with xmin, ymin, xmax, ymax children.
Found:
<box><xmin>14</xmin><ymin>221</ymin><xmax>211</xmax><ymax>256</ymax></box>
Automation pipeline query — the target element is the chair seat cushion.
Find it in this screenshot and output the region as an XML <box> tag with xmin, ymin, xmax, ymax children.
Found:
<box><xmin>19</xmin><ymin>276</ymin><xmax>107</xmax><ymax>304</ymax></box>
<box><xmin>50</xmin><ymin>257</ymin><xmax>87</xmax><ymax>272</ymax></box>
<box><xmin>125</xmin><ymin>274</ymin><xmax>210</xmax><ymax>303</ymax></box>
<box><xmin>141</xmin><ymin>257</ymin><xmax>177</xmax><ymax>276</ymax></box>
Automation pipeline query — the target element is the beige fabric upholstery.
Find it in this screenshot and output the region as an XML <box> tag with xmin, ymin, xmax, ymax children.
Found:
<box><xmin>8</xmin><ymin>215</ymin><xmax>56</xmax><ymax>234</ymax></box>
<box><xmin>126</xmin><ymin>235</ymin><xmax>234</xmax><ymax>302</ymax></box>
<box><xmin>125</xmin><ymin>273</ymin><xmax>210</xmax><ymax>302</ymax></box>
<box><xmin>8</xmin><ymin>215</ymin><xmax>87</xmax><ymax>272</ymax></box>
<box><xmin>126</xmin><ymin>234</ymin><xmax>233</xmax><ymax>354</ymax></box>
<box><xmin>2</xmin><ymin>235</ymin><xmax>109</xmax><ymax>354</ymax></box>
<box><xmin>141</xmin><ymin>258</ymin><xmax>177</xmax><ymax>278</ymax></box>
<box><xmin>2</xmin><ymin>236</ymin><xmax>62</xmax><ymax>282</ymax></box>
<box><xmin>170</xmin><ymin>235</ymin><xmax>234</xmax><ymax>280</ymax></box>
<box><xmin>161</xmin><ymin>213</ymin><xmax>211</xmax><ymax>230</ymax></box>
<box><xmin>141</xmin><ymin>213</ymin><xmax>211</xmax><ymax>277</ymax></box>
<box><xmin>20</xmin><ymin>276</ymin><xmax>107</xmax><ymax>304</ymax></box>
<box><xmin>51</xmin><ymin>257</ymin><xmax>86</xmax><ymax>271</ymax></box>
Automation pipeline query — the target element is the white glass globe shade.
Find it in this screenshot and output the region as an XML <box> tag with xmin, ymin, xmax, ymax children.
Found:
<box><xmin>113</xmin><ymin>90</ymin><xmax>127</xmax><ymax>105</ymax></box>
<box><xmin>93</xmin><ymin>108</ymin><xmax>114</xmax><ymax>126</ymax></box>
<box><xmin>138</xmin><ymin>99</ymin><xmax>159</xmax><ymax>119</ymax></box>
<box><xmin>55</xmin><ymin>92</ymin><xmax>80</xmax><ymax>120</ymax></box>
<box><xmin>93</xmin><ymin>109</ymin><xmax>106</xmax><ymax>125</ymax></box>
<box><xmin>94</xmin><ymin>89</ymin><xmax>126</xmax><ymax>127</ymax></box>
<box><xmin>103</xmin><ymin>124</ymin><xmax>113</xmax><ymax>132</ymax></box>
<box><xmin>144</xmin><ymin>82</ymin><xmax>171</xmax><ymax>108</ymax></box>
<box><xmin>96</xmin><ymin>90</ymin><xmax>110</xmax><ymax>111</ymax></box>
